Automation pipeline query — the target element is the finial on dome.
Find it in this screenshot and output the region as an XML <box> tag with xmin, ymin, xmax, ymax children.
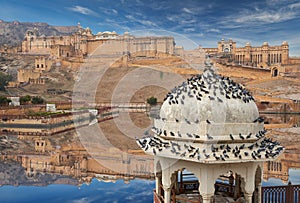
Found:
<box><xmin>204</xmin><ymin>55</ymin><xmax>213</xmax><ymax>71</ymax></box>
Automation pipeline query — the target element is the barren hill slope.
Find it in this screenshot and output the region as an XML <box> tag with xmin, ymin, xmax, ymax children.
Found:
<box><xmin>0</xmin><ymin>20</ymin><xmax>77</xmax><ymax>47</ymax></box>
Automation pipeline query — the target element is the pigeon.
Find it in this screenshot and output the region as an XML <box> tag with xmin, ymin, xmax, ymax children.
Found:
<box><xmin>206</xmin><ymin>134</ymin><xmax>213</xmax><ymax>140</ymax></box>
<box><xmin>239</xmin><ymin>133</ymin><xmax>245</xmax><ymax>140</ymax></box>
<box><xmin>246</xmin><ymin>133</ymin><xmax>252</xmax><ymax>139</ymax></box>
<box><xmin>253</xmin><ymin>117</ymin><xmax>264</xmax><ymax>123</ymax></box>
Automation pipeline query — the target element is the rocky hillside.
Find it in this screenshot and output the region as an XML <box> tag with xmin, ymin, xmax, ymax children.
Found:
<box><xmin>0</xmin><ymin>20</ymin><xmax>78</xmax><ymax>47</ymax></box>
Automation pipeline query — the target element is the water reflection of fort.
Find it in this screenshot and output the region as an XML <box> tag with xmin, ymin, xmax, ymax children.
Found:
<box><xmin>0</xmin><ymin>129</ymin><xmax>154</xmax><ymax>187</ymax></box>
<box><xmin>261</xmin><ymin>114</ymin><xmax>300</xmax><ymax>184</ymax></box>
<box><xmin>0</xmin><ymin>115</ymin><xmax>299</xmax><ymax>187</ymax></box>
<box><xmin>1</xmin><ymin>136</ymin><xmax>299</xmax><ymax>187</ymax></box>
<box><xmin>263</xmin><ymin>145</ymin><xmax>300</xmax><ymax>184</ymax></box>
<box><xmin>263</xmin><ymin>113</ymin><xmax>300</xmax><ymax>127</ymax></box>
<box><xmin>0</xmin><ymin>151</ymin><xmax>154</xmax><ymax>187</ymax></box>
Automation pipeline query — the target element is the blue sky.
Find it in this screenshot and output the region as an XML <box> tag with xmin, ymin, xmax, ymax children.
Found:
<box><xmin>1</xmin><ymin>0</ymin><xmax>300</xmax><ymax>55</ymax></box>
<box><xmin>0</xmin><ymin>179</ymin><xmax>155</xmax><ymax>203</ymax></box>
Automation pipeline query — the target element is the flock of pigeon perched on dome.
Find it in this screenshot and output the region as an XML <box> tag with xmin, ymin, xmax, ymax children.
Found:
<box><xmin>137</xmin><ymin>127</ymin><xmax>283</xmax><ymax>163</ymax></box>
<box><xmin>136</xmin><ymin>61</ymin><xmax>284</xmax><ymax>163</ymax></box>
<box><xmin>163</xmin><ymin>67</ymin><xmax>254</xmax><ymax>108</ymax></box>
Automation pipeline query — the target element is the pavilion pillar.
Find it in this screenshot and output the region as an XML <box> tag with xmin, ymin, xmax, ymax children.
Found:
<box><xmin>162</xmin><ymin>168</ymin><xmax>172</xmax><ymax>203</ymax></box>
<box><xmin>198</xmin><ymin>167</ymin><xmax>215</xmax><ymax>203</ymax></box>
<box><xmin>254</xmin><ymin>164</ymin><xmax>263</xmax><ymax>203</ymax></box>
<box><xmin>257</xmin><ymin>182</ymin><xmax>262</xmax><ymax>203</ymax></box>
<box><xmin>202</xmin><ymin>193</ymin><xmax>214</xmax><ymax>203</ymax></box>
<box><xmin>155</xmin><ymin>174</ymin><xmax>162</xmax><ymax>196</ymax></box>
<box><xmin>234</xmin><ymin>174</ymin><xmax>241</xmax><ymax>199</ymax></box>
<box><xmin>163</xmin><ymin>187</ymin><xmax>171</xmax><ymax>203</ymax></box>
<box><xmin>171</xmin><ymin>172</ymin><xmax>179</xmax><ymax>193</ymax></box>
<box><xmin>244</xmin><ymin>193</ymin><xmax>253</xmax><ymax>203</ymax></box>
<box><xmin>244</xmin><ymin>165</ymin><xmax>255</xmax><ymax>203</ymax></box>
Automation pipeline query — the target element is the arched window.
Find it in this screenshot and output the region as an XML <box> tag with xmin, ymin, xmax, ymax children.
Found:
<box><xmin>272</xmin><ymin>68</ymin><xmax>278</xmax><ymax>77</ymax></box>
<box><xmin>271</xmin><ymin>54</ymin><xmax>273</xmax><ymax>63</ymax></box>
<box><xmin>280</xmin><ymin>54</ymin><xmax>282</xmax><ymax>63</ymax></box>
<box><xmin>260</xmin><ymin>54</ymin><xmax>262</xmax><ymax>62</ymax></box>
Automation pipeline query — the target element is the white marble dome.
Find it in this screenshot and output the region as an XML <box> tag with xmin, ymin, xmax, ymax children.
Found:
<box><xmin>160</xmin><ymin>68</ymin><xmax>258</xmax><ymax>124</ymax></box>
<box><xmin>137</xmin><ymin>63</ymin><xmax>284</xmax><ymax>164</ymax></box>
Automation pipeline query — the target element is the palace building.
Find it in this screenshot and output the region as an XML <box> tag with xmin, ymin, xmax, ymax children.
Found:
<box><xmin>21</xmin><ymin>23</ymin><xmax>175</xmax><ymax>58</ymax></box>
<box><xmin>203</xmin><ymin>39</ymin><xmax>300</xmax><ymax>77</ymax></box>
<box><xmin>203</xmin><ymin>39</ymin><xmax>289</xmax><ymax>67</ymax></box>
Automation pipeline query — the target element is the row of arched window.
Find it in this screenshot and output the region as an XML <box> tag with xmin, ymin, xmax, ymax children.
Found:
<box><xmin>267</xmin><ymin>161</ymin><xmax>282</xmax><ymax>171</ymax></box>
<box><xmin>250</xmin><ymin>54</ymin><xmax>262</xmax><ymax>63</ymax></box>
<box><xmin>235</xmin><ymin>55</ymin><xmax>245</xmax><ymax>63</ymax></box>
<box><xmin>268</xmin><ymin>53</ymin><xmax>282</xmax><ymax>64</ymax></box>
<box><xmin>235</xmin><ymin>53</ymin><xmax>282</xmax><ymax>64</ymax></box>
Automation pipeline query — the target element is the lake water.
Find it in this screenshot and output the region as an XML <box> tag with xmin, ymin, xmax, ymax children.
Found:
<box><xmin>0</xmin><ymin>114</ymin><xmax>299</xmax><ymax>203</ymax></box>
<box><xmin>0</xmin><ymin>179</ymin><xmax>155</xmax><ymax>203</ymax></box>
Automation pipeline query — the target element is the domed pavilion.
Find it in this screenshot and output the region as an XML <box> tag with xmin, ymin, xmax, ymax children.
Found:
<box><xmin>136</xmin><ymin>60</ymin><xmax>284</xmax><ymax>203</ymax></box>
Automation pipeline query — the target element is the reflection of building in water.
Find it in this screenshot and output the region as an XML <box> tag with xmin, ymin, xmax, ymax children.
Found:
<box><xmin>262</xmin><ymin>114</ymin><xmax>300</xmax><ymax>128</ymax></box>
<box><xmin>258</xmin><ymin>101</ymin><xmax>300</xmax><ymax>115</ymax></box>
<box><xmin>0</xmin><ymin>141</ymin><xmax>154</xmax><ymax>186</ymax></box>
<box><xmin>20</xmin><ymin>150</ymin><xmax>153</xmax><ymax>185</ymax></box>
<box><xmin>263</xmin><ymin>114</ymin><xmax>291</xmax><ymax>125</ymax></box>
<box><xmin>1</xmin><ymin>131</ymin><xmax>154</xmax><ymax>185</ymax></box>
<box><xmin>0</xmin><ymin>110</ymin><xmax>91</xmax><ymax>135</ymax></box>
<box><xmin>0</xmin><ymin>155</ymin><xmax>80</xmax><ymax>187</ymax></box>
<box><xmin>263</xmin><ymin>146</ymin><xmax>300</xmax><ymax>184</ymax></box>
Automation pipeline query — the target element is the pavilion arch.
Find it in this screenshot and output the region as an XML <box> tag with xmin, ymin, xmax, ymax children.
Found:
<box><xmin>271</xmin><ymin>67</ymin><xmax>279</xmax><ymax>77</ymax></box>
<box><xmin>154</xmin><ymin>160</ymin><xmax>163</xmax><ymax>200</ymax></box>
<box><xmin>154</xmin><ymin>159</ymin><xmax>162</xmax><ymax>175</ymax></box>
<box><xmin>254</xmin><ymin>164</ymin><xmax>263</xmax><ymax>203</ymax></box>
<box><xmin>155</xmin><ymin>157</ymin><xmax>264</xmax><ymax>203</ymax></box>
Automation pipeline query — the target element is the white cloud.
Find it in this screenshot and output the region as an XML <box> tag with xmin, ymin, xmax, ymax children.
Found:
<box><xmin>125</xmin><ymin>15</ymin><xmax>135</xmax><ymax>21</ymax></box>
<box><xmin>111</xmin><ymin>9</ymin><xmax>118</xmax><ymax>14</ymax></box>
<box><xmin>184</xmin><ymin>28</ymin><xmax>195</xmax><ymax>32</ymax></box>
<box><xmin>289</xmin><ymin>2</ymin><xmax>300</xmax><ymax>9</ymax></box>
<box><xmin>140</xmin><ymin>20</ymin><xmax>157</xmax><ymax>26</ymax></box>
<box><xmin>72</xmin><ymin>197</ymin><xmax>92</xmax><ymax>203</ymax></box>
<box><xmin>216</xmin><ymin>0</ymin><xmax>300</xmax><ymax>31</ymax></box>
<box><xmin>167</xmin><ymin>14</ymin><xmax>196</xmax><ymax>26</ymax></box>
<box><xmin>182</xmin><ymin>7</ymin><xmax>194</xmax><ymax>14</ymax></box>
<box><xmin>99</xmin><ymin>7</ymin><xmax>118</xmax><ymax>15</ymax></box>
<box><xmin>148</xmin><ymin>1</ymin><xmax>171</xmax><ymax>11</ymax></box>
<box><xmin>196</xmin><ymin>33</ymin><xmax>204</xmax><ymax>37</ymax></box>
<box><xmin>69</xmin><ymin>5</ymin><xmax>98</xmax><ymax>16</ymax></box>
<box><xmin>235</xmin><ymin>10</ymin><xmax>297</xmax><ymax>24</ymax></box>
<box><xmin>207</xmin><ymin>28</ymin><xmax>221</xmax><ymax>33</ymax></box>
<box><xmin>167</xmin><ymin>15</ymin><xmax>176</xmax><ymax>22</ymax></box>
<box><xmin>99</xmin><ymin>19</ymin><xmax>131</xmax><ymax>31</ymax></box>
<box><xmin>125</xmin><ymin>15</ymin><xmax>157</xmax><ymax>27</ymax></box>
<box><xmin>266</xmin><ymin>0</ymin><xmax>296</xmax><ymax>6</ymax></box>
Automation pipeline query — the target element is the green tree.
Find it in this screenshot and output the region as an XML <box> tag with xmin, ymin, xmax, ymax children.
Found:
<box><xmin>0</xmin><ymin>72</ymin><xmax>12</xmax><ymax>91</ymax></box>
<box><xmin>31</xmin><ymin>96</ymin><xmax>45</xmax><ymax>104</ymax></box>
<box><xmin>0</xmin><ymin>96</ymin><xmax>11</xmax><ymax>106</ymax></box>
<box><xmin>20</xmin><ymin>95</ymin><xmax>31</xmax><ymax>104</ymax></box>
<box><xmin>147</xmin><ymin>96</ymin><xmax>157</xmax><ymax>106</ymax></box>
